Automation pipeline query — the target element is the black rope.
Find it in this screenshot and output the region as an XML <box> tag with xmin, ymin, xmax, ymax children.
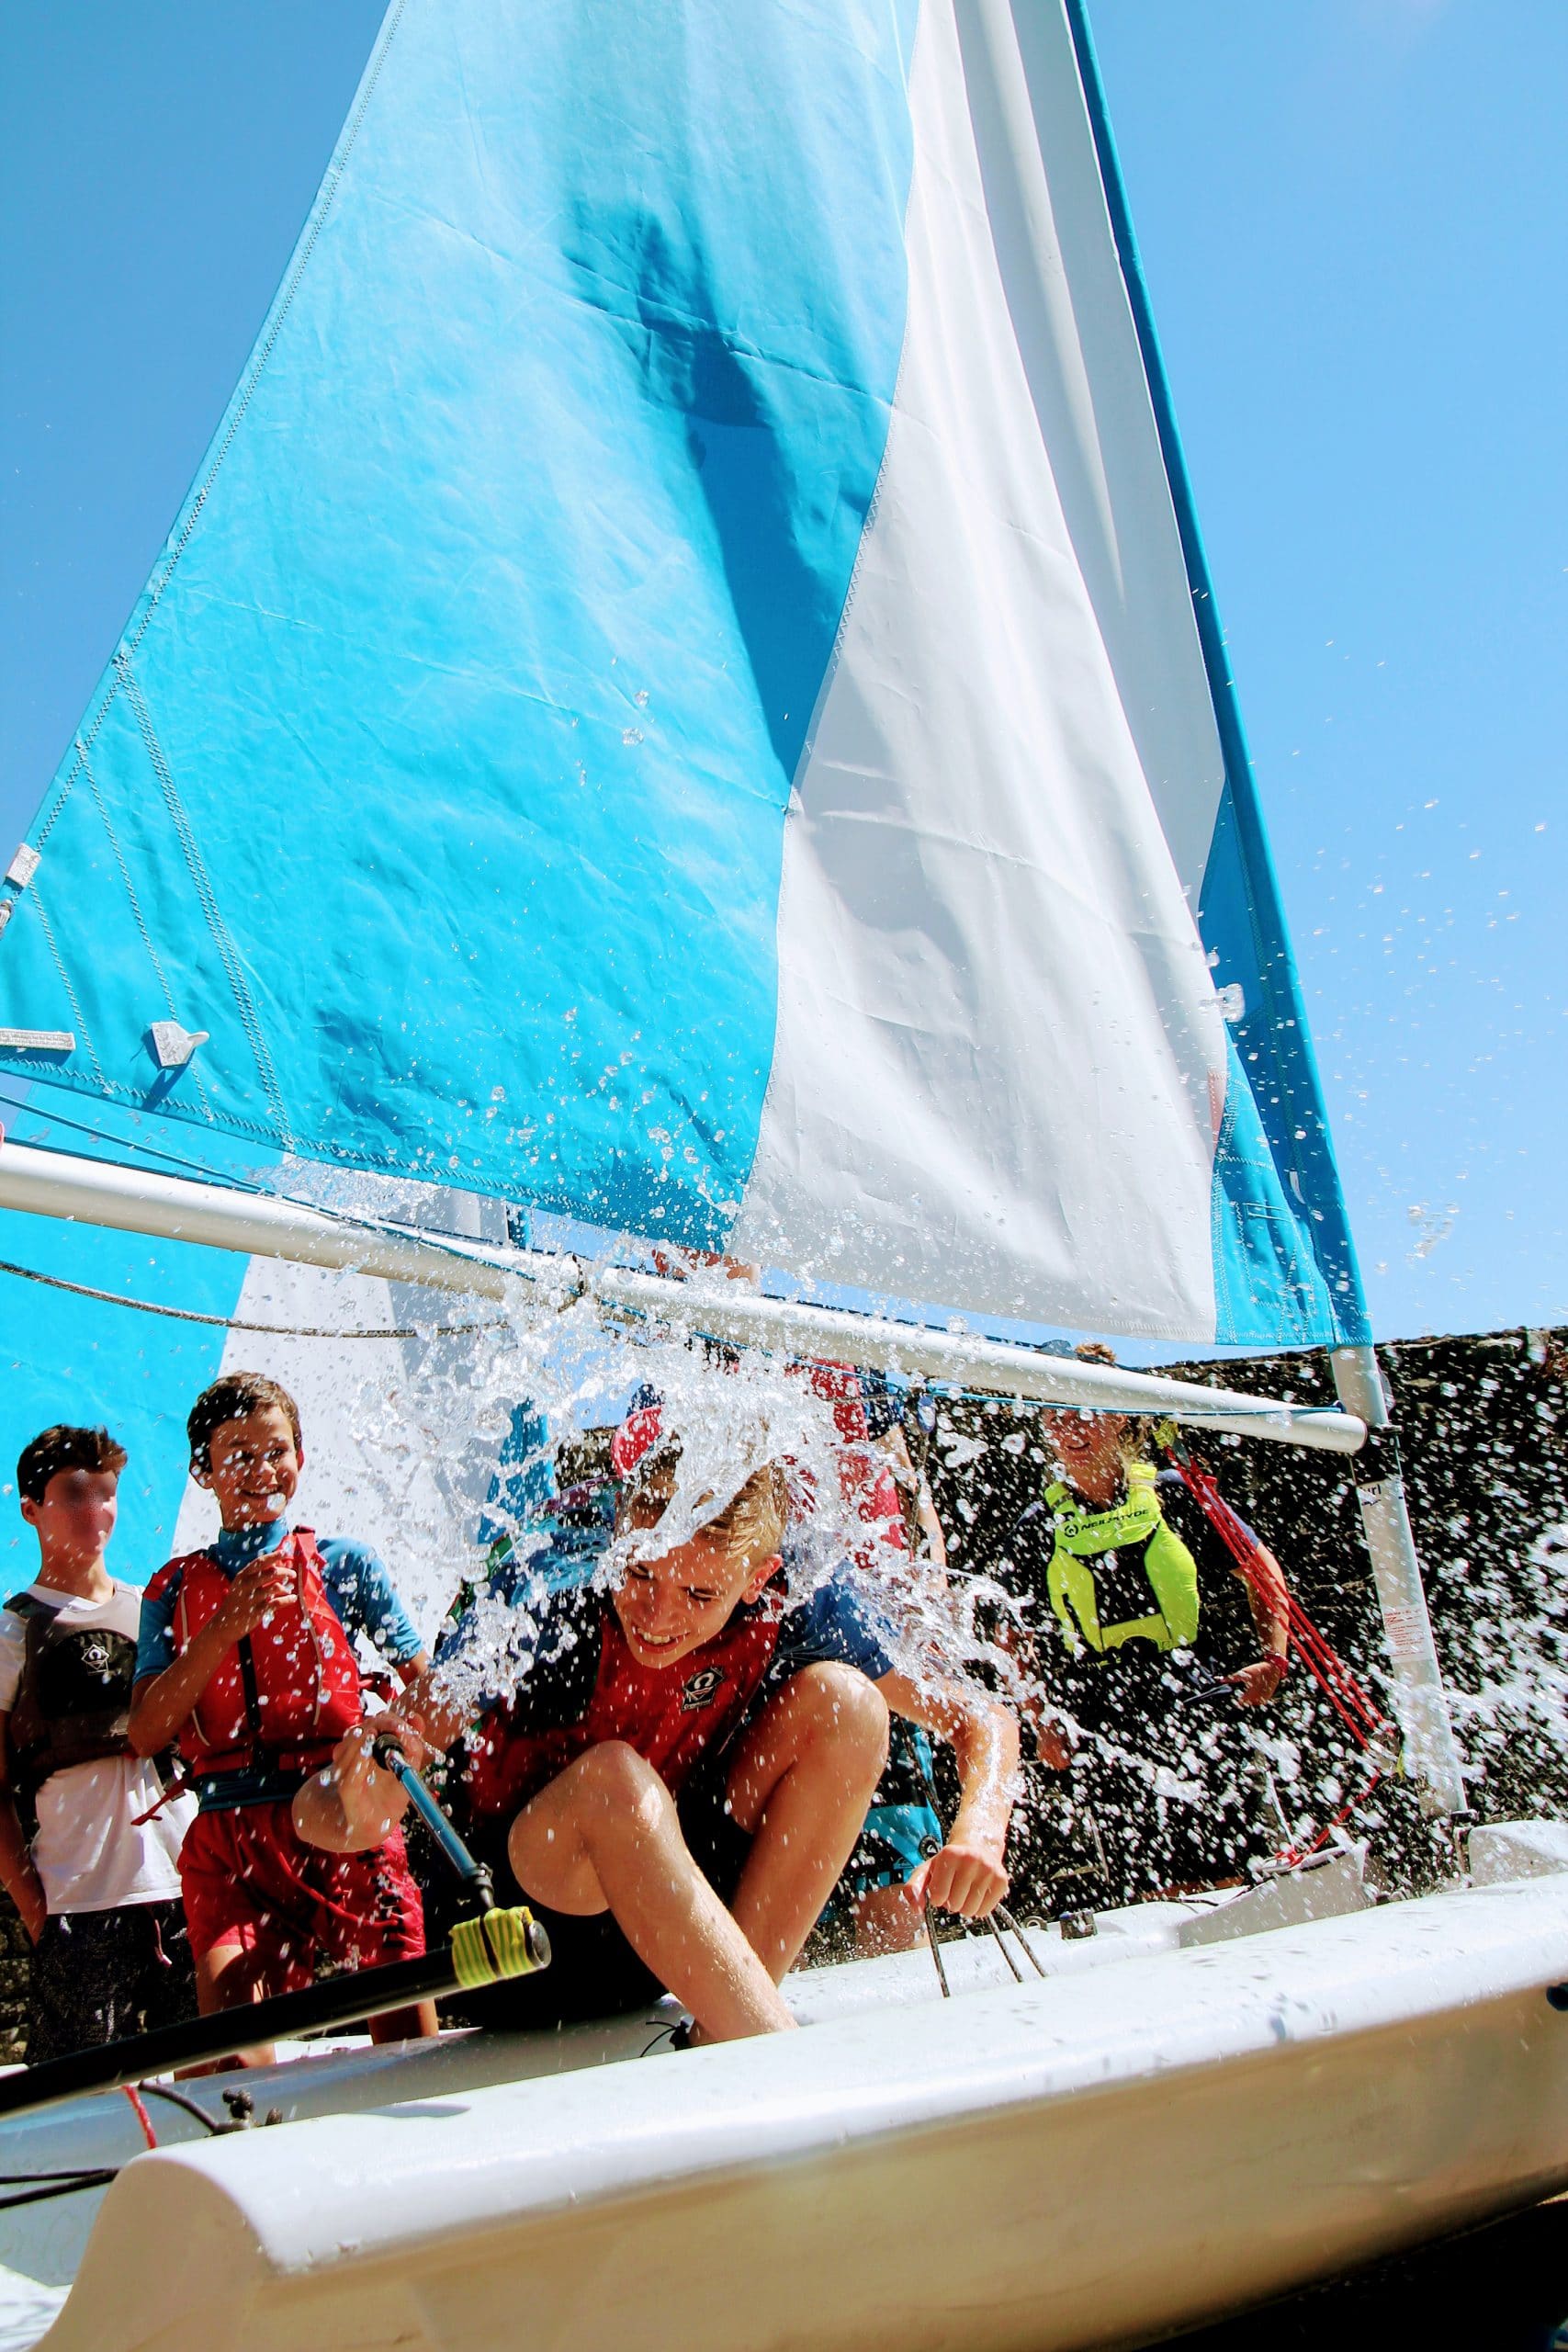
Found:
<box><xmin>0</xmin><ymin>2168</ymin><xmax>117</xmax><ymax>2185</ymax></box>
<box><xmin>0</xmin><ymin>1255</ymin><xmax>505</xmax><ymax>1341</ymax></box>
<box><xmin>0</xmin><ymin>2168</ymin><xmax>118</xmax><ymax>2212</ymax></box>
<box><xmin>133</xmin><ymin>2081</ymin><xmax>224</xmax><ymax>2133</ymax></box>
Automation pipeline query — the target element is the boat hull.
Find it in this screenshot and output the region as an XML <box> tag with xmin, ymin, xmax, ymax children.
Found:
<box><xmin>15</xmin><ymin>1873</ymin><xmax>1568</xmax><ymax>2352</ymax></box>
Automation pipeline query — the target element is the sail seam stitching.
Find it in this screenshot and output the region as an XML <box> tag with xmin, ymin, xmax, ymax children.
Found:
<box><xmin>26</xmin><ymin>884</ymin><xmax>105</xmax><ymax>1088</ymax></box>
<box><xmin>31</xmin><ymin>761</ymin><xmax>80</xmax><ymax>849</ymax></box>
<box><xmin>80</xmin><ymin>744</ymin><xmax>216</xmax><ymax>1121</ymax></box>
<box><xmin>122</xmin><ymin>0</ymin><xmax>409</xmax><ymax>660</ymax></box>
<box><xmin>117</xmin><ymin>654</ymin><xmax>295</xmax><ymax>1150</ymax></box>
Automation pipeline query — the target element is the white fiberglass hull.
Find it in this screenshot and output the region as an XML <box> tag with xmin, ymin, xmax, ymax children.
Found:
<box><xmin>6</xmin><ymin>1871</ymin><xmax>1568</xmax><ymax>2352</ymax></box>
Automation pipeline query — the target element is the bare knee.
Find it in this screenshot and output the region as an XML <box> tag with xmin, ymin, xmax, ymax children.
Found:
<box><xmin>559</xmin><ymin>1740</ymin><xmax>672</xmax><ymax>1834</ymax></box>
<box><xmin>792</xmin><ymin>1663</ymin><xmax>890</xmax><ymax>1770</ymax></box>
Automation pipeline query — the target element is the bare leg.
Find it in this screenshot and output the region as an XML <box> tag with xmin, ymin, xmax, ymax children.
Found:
<box><xmin>852</xmin><ymin>1878</ymin><xmax>925</xmax><ymax>1957</ymax></box>
<box><xmin>369</xmin><ymin>2000</ymin><xmax>439</xmax><ymax>2042</ymax></box>
<box><xmin>725</xmin><ymin>1663</ymin><xmax>890</xmax><ymax>1983</ymax></box>
<box><xmin>507</xmin><ymin>1742</ymin><xmax>795</xmax><ymax>2041</ymax></box>
<box><xmin>197</xmin><ymin>1946</ymin><xmax>435</xmax><ymax>2054</ymax></box>
<box><xmin>186</xmin><ymin>1941</ymin><xmax>276</xmax><ymax>2072</ymax></box>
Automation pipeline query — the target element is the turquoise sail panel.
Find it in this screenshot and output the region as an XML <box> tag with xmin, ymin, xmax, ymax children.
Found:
<box><xmin>0</xmin><ymin>0</ymin><xmax>919</xmax><ymax>1240</ymax></box>
<box><xmin>1201</xmin><ymin>790</ymin><xmax>1370</xmax><ymax>1347</ymax></box>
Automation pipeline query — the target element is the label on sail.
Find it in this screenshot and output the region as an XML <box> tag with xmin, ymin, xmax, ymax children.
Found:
<box><xmin>0</xmin><ymin>0</ymin><xmax>1367</xmax><ymax>1351</ymax></box>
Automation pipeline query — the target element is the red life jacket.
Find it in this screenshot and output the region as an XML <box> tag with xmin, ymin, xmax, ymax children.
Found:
<box><xmin>144</xmin><ymin>1527</ymin><xmax>364</xmax><ymax>1778</ymax></box>
<box><xmin>463</xmin><ymin>1588</ymin><xmax>785</xmax><ymax>1820</ymax></box>
<box><xmin>794</xmin><ymin>1360</ymin><xmax>909</xmax><ymax>1572</ymax></box>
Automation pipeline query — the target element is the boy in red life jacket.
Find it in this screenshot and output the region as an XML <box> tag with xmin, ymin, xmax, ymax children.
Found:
<box><xmin>128</xmin><ymin>1373</ymin><xmax>434</xmax><ymax>2049</ymax></box>
<box><xmin>295</xmin><ymin>1404</ymin><xmax>1021</xmax><ymax>2044</ymax></box>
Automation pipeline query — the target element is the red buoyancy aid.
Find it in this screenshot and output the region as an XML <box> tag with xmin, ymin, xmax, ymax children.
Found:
<box><xmin>463</xmin><ymin>1589</ymin><xmax>785</xmax><ymax>1820</ymax></box>
<box><xmin>145</xmin><ymin>1527</ymin><xmax>364</xmax><ymax>1777</ymax></box>
<box><xmin>795</xmin><ymin>1361</ymin><xmax>909</xmax><ymax>1572</ymax></box>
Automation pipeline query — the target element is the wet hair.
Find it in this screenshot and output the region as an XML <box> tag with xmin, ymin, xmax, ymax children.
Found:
<box><xmin>619</xmin><ymin>1443</ymin><xmax>788</xmax><ymax>1573</ymax></box>
<box><xmin>17</xmin><ymin>1425</ymin><xmax>128</xmax><ymax>1504</ymax></box>
<box><xmin>187</xmin><ymin>1373</ymin><xmax>302</xmax><ymax>1471</ymax></box>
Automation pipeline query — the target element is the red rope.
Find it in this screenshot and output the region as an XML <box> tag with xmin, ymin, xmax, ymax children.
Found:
<box><xmin>121</xmin><ymin>2085</ymin><xmax>158</xmax><ymax>2150</ymax></box>
<box><xmin>1273</xmin><ymin>1758</ymin><xmax>1392</xmax><ymax>1871</ymax></box>
<box><xmin>1168</xmin><ymin>1452</ymin><xmax>1395</xmax><ymax>1751</ymax></box>
<box><xmin>1165</xmin><ymin>1447</ymin><xmax>1399</xmax><ymax>1866</ymax></box>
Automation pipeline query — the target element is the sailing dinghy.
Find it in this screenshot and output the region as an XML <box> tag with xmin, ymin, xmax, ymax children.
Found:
<box><xmin>0</xmin><ymin>1</ymin><xmax>1563</xmax><ymax>2343</ymax></box>
<box><xmin>5</xmin><ymin>1845</ymin><xmax>1568</xmax><ymax>2352</ymax></box>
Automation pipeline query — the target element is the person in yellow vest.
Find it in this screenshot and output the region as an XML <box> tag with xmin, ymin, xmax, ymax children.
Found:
<box><xmin>1006</xmin><ymin>1347</ymin><xmax>1292</xmax><ymax>1906</ymax></box>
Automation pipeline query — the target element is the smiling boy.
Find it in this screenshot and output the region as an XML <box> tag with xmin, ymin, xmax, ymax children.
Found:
<box><xmin>297</xmin><ymin>1402</ymin><xmax>1020</xmax><ymax>2043</ymax></box>
<box><xmin>129</xmin><ymin>1374</ymin><xmax>434</xmax><ymax>2042</ymax></box>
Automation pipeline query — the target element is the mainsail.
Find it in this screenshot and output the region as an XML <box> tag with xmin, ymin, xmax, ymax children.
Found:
<box><xmin>1</xmin><ymin>0</ymin><xmax>1466</xmax><ymax>1807</ymax></box>
<box><xmin>0</xmin><ymin>0</ymin><xmax>1364</xmax><ymax>1355</ymax></box>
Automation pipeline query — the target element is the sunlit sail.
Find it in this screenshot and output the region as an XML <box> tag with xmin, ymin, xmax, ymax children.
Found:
<box><xmin>1</xmin><ymin>0</ymin><xmax>1358</xmax><ymax>1342</ymax></box>
<box><xmin>0</xmin><ymin>0</ymin><xmax>1450</xmax><ymax>1795</ymax></box>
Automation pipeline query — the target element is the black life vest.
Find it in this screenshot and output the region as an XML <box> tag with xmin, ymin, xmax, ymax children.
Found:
<box><xmin>5</xmin><ymin>1589</ymin><xmax>138</xmax><ymax>1795</ymax></box>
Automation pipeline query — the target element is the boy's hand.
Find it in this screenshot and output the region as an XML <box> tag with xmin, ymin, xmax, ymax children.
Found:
<box><xmin>211</xmin><ymin>1552</ymin><xmax>298</xmax><ymax>1643</ymax></box>
<box><xmin>1228</xmin><ymin>1657</ymin><xmax>1286</xmax><ymax>1707</ymax></box>
<box><xmin>918</xmin><ymin>1832</ymin><xmax>1010</xmax><ymax>1920</ymax></box>
<box><xmin>328</xmin><ymin>1717</ymin><xmax>425</xmax><ymax>1846</ymax></box>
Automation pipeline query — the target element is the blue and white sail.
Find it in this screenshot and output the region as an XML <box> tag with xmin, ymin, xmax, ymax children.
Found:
<box><xmin>0</xmin><ymin>0</ymin><xmax>1368</xmax><ymax>1424</ymax></box>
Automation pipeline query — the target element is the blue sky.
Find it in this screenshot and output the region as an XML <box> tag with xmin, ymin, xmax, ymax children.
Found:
<box><xmin>1</xmin><ymin>1</ymin><xmax>1562</xmax><ymax>1345</ymax></box>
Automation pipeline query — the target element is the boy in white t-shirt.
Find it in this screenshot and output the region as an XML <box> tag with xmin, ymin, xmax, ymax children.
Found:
<box><xmin>0</xmin><ymin>1426</ymin><xmax>197</xmax><ymax>2063</ymax></box>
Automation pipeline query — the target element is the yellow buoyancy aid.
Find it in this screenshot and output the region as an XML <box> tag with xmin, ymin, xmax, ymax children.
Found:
<box><xmin>1044</xmin><ymin>1462</ymin><xmax>1201</xmax><ymax>1657</ymax></box>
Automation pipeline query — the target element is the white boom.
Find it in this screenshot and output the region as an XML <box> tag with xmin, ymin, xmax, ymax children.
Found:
<box><xmin>0</xmin><ymin>1137</ymin><xmax>1364</xmax><ymax>1452</ymax></box>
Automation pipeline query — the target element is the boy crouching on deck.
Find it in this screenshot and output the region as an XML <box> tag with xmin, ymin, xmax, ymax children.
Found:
<box><xmin>295</xmin><ymin>1406</ymin><xmax>1021</xmax><ymax>2042</ymax></box>
<box><xmin>128</xmin><ymin>1374</ymin><xmax>434</xmax><ymax>2042</ymax></box>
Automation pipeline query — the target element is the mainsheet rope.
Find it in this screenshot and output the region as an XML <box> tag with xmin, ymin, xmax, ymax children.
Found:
<box><xmin>1165</xmin><ymin>1438</ymin><xmax>1401</xmax><ymax>1869</ymax></box>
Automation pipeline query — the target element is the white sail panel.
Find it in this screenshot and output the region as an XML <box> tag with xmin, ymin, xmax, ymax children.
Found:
<box><xmin>731</xmin><ymin>0</ymin><xmax>1229</xmax><ymax>1336</ymax></box>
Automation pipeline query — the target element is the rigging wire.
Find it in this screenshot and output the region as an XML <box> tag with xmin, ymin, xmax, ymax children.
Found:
<box><xmin>1</xmin><ymin>1111</ymin><xmax>1354</xmax><ymax>1428</ymax></box>
<box><xmin>0</xmin><ymin>1092</ymin><xmax>283</xmax><ymax>1199</ymax></box>
<box><xmin>0</xmin><ymin>1255</ymin><xmax>507</xmax><ymax>1342</ymax></box>
<box><xmin>0</xmin><ymin>1243</ymin><xmax>1346</xmax><ymax>1431</ymax></box>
